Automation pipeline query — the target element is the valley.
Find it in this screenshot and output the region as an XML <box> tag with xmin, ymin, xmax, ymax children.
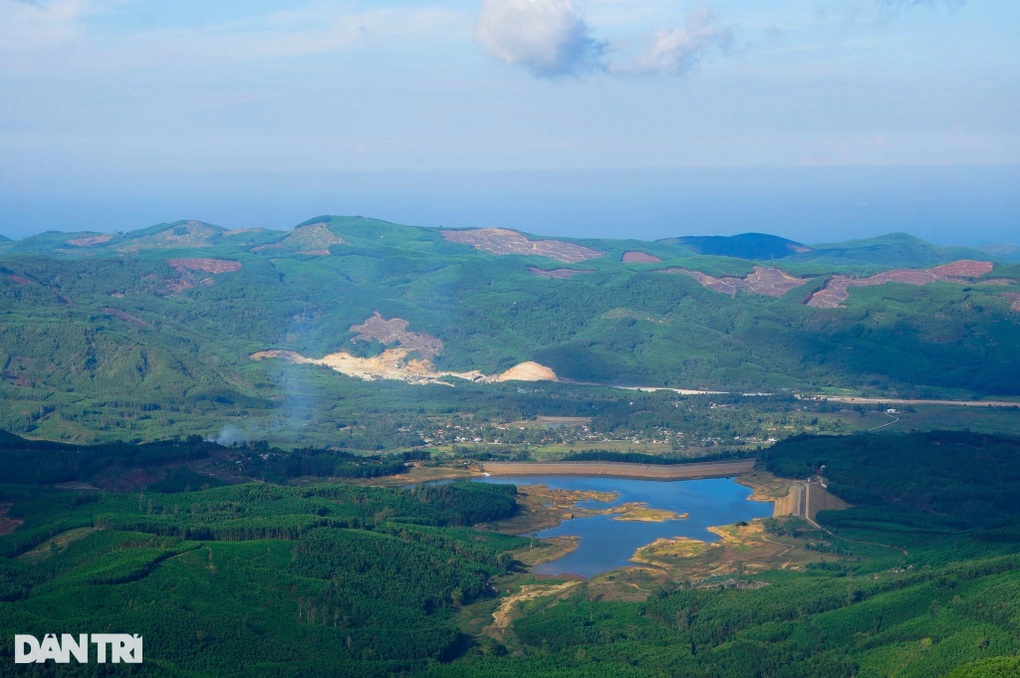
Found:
<box><xmin>1</xmin><ymin>217</ymin><xmax>1019</xmax><ymax>676</ymax></box>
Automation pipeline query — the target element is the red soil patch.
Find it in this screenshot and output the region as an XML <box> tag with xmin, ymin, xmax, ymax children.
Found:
<box><xmin>857</xmin><ymin>269</ymin><xmax>937</xmax><ymax>286</ymax></box>
<box><xmin>67</xmin><ymin>234</ymin><xmax>113</xmax><ymax>247</ymax></box>
<box><xmin>283</xmin><ymin>223</ymin><xmax>345</xmax><ymax>252</ymax></box>
<box><xmin>252</xmin><ymin>243</ymin><xmax>288</xmax><ymax>253</ymax></box>
<box><xmin>622</xmin><ymin>251</ymin><xmax>662</xmax><ymax>263</ymax></box>
<box><xmin>441</xmin><ymin>228</ymin><xmax>602</xmax><ymax>263</ymax></box>
<box><xmin>167</xmin><ymin>258</ymin><xmax>242</xmax><ymax>274</ymax></box>
<box><xmin>1005</xmin><ymin>293</ymin><xmax>1020</xmax><ymax>312</ymax></box>
<box><xmin>101</xmin><ymin>307</ymin><xmax>151</xmax><ymax>328</ymax></box>
<box><xmin>7</xmin><ymin>274</ymin><xmax>36</xmax><ymax>286</ymax></box>
<box><xmin>929</xmin><ymin>260</ymin><xmax>994</xmax><ymax>279</ymax></box>
<box><xmin>0</xmin><ymin>504</ymin><xmax>23</xmax><ymax>536</ymax></box>
<box><xmin>663</xmin><ymin>269</ymin><xmax>740</xmax><ymax>297</ymax></box>
<box><xmin>94</xmin><ymin>468</ymin><xmax>162</xmax><ymax>492</ymax></box>
<box><xmin>661</xmin><ymin>266</ymin><xmax>809</xmax><ymax>298</ymax></box>
<box><xmin>1</xmin><ymin>373</ymin><xmax>31</xmax><ymax>387</ymax></box>
<box><xmin>807</xmin><ymin>276</ymin><xmax>852</xmax><ymax>308</ymax></box>
<box><xmin>350</xmin><ymin>312</ymin><xmax>444</xmax><ymax>359</ymax></box>
<box><xmin>807</xmin><ymin>260</ymin><xmax>995</xmax><ymax>308</ymax></box>
<box><xmin>743</xmin><ymin>267</ymin><xmax>811</xmax><ymax>297</ymax></box>
<box><xmin>165</xmin><ymin>259</ymin><xmax>241</xmax><ymax>294</ymax></box>
<box><xmin>528</xmin><ymin>267</ymin><xmax>594</xmax><ymax>279</ymax></box>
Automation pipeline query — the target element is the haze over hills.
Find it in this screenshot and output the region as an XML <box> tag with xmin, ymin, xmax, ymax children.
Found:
<box><xmin>0</xmin><ymin>215</ymin><xmax>1017</xmax><ymax>443</ymax></box>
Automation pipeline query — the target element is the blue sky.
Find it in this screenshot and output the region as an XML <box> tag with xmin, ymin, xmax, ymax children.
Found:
<box><xmin>1</xmin><ymin>0</ymin><xmax>1017</xmax><ymax>244</ymax></box>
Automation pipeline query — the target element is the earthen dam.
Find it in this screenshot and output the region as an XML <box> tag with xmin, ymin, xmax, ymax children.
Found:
<box><xmin>480</xmin><ymin>459</ymin><xmax>756</xmax><ymax>480</ymax></box>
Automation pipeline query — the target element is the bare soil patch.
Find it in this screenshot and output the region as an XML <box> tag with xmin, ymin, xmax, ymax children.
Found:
<box><xmin>19</xmin><ymin>527</ymin><xmax>95</xmax><ymax>563</ymax></box>
<box><xmin>513</xmin><ymin>536</ymin><xmax>580</xmax><ymax>568</ymax></box>
<box><xmin>251</xmin><ymin>348</ymin><xmax>557</xmax><ymax>386</ymax></box>
<box><xmin>735</xmin><ymin>469</ymin><xmax>795</xmax><ymax>502</ymax></box>
<box><xmin>610</xmin><ymin>504</ymin><xmax>687</xmax><ymax>522</ymax></box>
<box><xmin>486</xmin><ymin>581</ymin><xmax>580</xmax><ymax>637</ymax></box>
<box><xmin>67</xmin><ymin>234</ymin><xmax>113</xmax><ymax>247</ymax></box>
<box><xmin>807</xmin><ymin>275</ymin><xmax>852</xmax><ymax>308</ymax></box>
<box><xmin>101</xmin><ymin>307</ymin><xmax>151</xmax><ymax>328</ymax></box>
<box><xmin>808</xmin><ymin>260</ymin><xmax>994</xmax><ymax>307</ymax></box>
<box><xmin>119</xmin><ymin>221</ymin><xmax>219</xmax><ymax>252</ymax></box>
<box><xmin>7</xmin><ymin>274</ymin><xmax>36</xmax><ymax>286</ymax></box>
<box><xmin>629</xmin><ymin>520</ymin><xmax>833</xmax><ymax>581</ymax></box>
<box><xmin>251</xmin><ymin>243</ymin><xmax>288</xmax><ymax>253</ymax></box>
<box><xmin>350</xmin><ymin>312</ymin><xmax>443</xmax><ymax>359</ymax></box>
<box><xmin>494</xmin><ymin>361</ymin><xmax>557</xmax><ymax>382</ymax></box>
<box><xmin>1005</xmin><ymin>293</ymin><xmax>1020</xmax><ymax>312</ymax></box>
<box><xmin>282</xmin><ymin>222</ymin><xmax>345</xmax><ymax>252</ymax></box>
<box><xmin>167</xmin><ymin>258</ymin><xmax>242</xmax><ymax>274</ymax></box>
<box><xmin>482</xmin><ymin>459</ymin><xmax>756</xmax><ymax>480</ymax></box>
<box><xmin>486</xmin><ymin>485</ymin><xmax>619</xmax><ymax>534</ymax></box>
<box><xmin>603</xmin><ymin>308</ymin><xmax>667</xmax><ymax>324</ymax></box>
<box><xmin>0</xmin><ymin>504</ymin><xmax>23</xmax><ymax>536</ymax></box>
<box><xmin>622</xmin><ymin>251</ymin><xmax>662</xmax><ymax>263</ymax></box>
<box><xmin>527</xmin><ymin>267</ymin><xmax>594</xmax><ymax>279</ymax></box>
<box><xmin>442</xmin><ymin>228</ymin><xmax>602</xmax><ymax>263</ymax></box>
<box><xmin>930</xmin><ymin>259</ymin><xmax>994</xmax><ymax>279</ymax></box>
<box><xmin>660</xmin><ymin>266</ymin><xmax>809</xmax><ymax>298</ymax></box>
<box><xmin>744</xmin><ymin>267</ymin><xmax>811</xmax><ymax>296</ymax></box>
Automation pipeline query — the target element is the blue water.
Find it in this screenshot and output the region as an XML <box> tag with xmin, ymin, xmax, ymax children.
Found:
<box><xmin>477</xmin><ymin>475</ymin><xmax>774</xmax><ymax>578</ymax></box>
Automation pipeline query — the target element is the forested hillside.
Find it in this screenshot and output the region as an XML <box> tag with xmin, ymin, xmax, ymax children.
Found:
<box><xmin>1</xmin><ymin>215</ymin><xmax>1017</xmax><ymax>445</ymax></box>
<box><xmin>5</xmin><ymin>431</ymin><xmax>1020</xmax><ymax>675</ymax></box>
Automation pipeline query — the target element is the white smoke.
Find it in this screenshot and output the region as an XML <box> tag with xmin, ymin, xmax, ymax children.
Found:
<box><xmin>212</xmin><ymin>425</ymin><xmax>246</xmax><ymax>447</ymax></box>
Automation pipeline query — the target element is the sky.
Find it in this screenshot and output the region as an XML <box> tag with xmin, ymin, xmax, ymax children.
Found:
<box><xmin>0</xmin><ymin>0</ymin><xmax>1017</xmax><ymax>244</ymax></box>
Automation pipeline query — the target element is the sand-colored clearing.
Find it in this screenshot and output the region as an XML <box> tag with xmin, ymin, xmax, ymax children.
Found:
<box><xmin>487</xmin><ymin>581</ymin><xmax>581</xmax><ymax>635</ymax></box>
<box><xmin>252</xmin><ymin>348</ymin><xmax>557</xmax><ymax>386</ymax></box>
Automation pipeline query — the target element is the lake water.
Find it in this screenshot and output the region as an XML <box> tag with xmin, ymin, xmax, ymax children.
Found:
<box><xmin>477</xmin><ymin>475</ymin><xmax>774</xmax><ymax>578</ymax></box>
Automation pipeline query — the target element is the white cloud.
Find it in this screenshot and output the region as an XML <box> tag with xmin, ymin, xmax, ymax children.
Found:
<box><xmin>625</xmin><ymin>9</ymin><xmax>734</xmax><ymax>75</ymax></box>
<box><xmin>476</xmin><ymin>0</ymin><xmax>604</xmax><ymax>78</ymax></box>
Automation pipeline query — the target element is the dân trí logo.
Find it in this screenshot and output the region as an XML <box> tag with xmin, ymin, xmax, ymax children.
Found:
<box><xmin>14</xmin><ymin>634</ymin><xmax>143</xmax><ymax>664</ymax></box>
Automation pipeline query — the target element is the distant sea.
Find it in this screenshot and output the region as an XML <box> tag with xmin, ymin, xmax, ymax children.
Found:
<box><xmin>2</xmin><ymin>165</ymin><xmax>1017</xmax><ymax>246</ymax></box>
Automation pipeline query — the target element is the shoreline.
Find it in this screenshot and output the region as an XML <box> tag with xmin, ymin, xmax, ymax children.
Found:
<box><xmin>481</xmin><ymin>459</ymin><xmax>756</xmax><ymax>480</ymax></box>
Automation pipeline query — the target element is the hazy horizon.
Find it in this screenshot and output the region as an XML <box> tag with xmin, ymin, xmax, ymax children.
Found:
<box><xmin>2</xmin><ymin>1</ymin><xmax>1016</xmax><ymax>247</ymax></box>
<box><xmin>2</xmin><ymin>164</ymin><xmax>1017</xmax><ymax>247</ymax></box>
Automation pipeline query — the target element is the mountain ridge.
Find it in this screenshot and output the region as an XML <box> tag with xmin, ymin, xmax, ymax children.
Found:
<box><xmin>1</xmin><ymin>215</ymin><xmax>1017</xmax><ymax>443</ymax></box>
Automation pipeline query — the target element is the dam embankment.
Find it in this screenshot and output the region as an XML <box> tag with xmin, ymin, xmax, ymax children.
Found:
<box><xmin>480</xmin><ymin>459</ymin><xmax>756</xmax><ymax>480</ymax></box>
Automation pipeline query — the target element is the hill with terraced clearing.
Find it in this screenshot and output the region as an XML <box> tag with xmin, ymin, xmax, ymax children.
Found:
<box><xmin>1</xmin><ymin>215</ymin><xmax>1017</xmax><ymax>442</ymax></box>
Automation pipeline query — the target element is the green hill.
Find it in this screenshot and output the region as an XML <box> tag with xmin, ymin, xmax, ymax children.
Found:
<box><xmin>667</xmin><ymin>233</ymin><xmax>809</xmax><ymax>260</ymax></box>
<box><xmin>795</xmin><ymin>232</ymin><xmax>993</xmax><ymax>268</ymax></box>
<box><xmin>0</xmin><ymin>216</ymin><xmax>1017</xmax><ymax>444</ymax></box>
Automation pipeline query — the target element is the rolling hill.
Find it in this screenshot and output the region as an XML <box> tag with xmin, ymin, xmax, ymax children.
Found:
<box><xmin>0</xmin><ymin>215</ymin><xmax>1017</xmax><ymax>443</ymax></box>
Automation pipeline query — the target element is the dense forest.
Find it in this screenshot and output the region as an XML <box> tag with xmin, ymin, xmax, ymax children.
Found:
<box><xmin>4</xmin><ymin>431</ymin><xmax>1020</xmax><ymax>674</ymax></box>
<box><xmin>0</xmin><ymin>479</ymin><xmax>523</xmax><ymax>675</ymax></box>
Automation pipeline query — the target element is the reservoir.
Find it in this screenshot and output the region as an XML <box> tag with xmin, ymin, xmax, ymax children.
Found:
<box><xmin>477</xmin><ymin>475</ymin><xmax>773</xmax><ymax>578</ymax></box>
